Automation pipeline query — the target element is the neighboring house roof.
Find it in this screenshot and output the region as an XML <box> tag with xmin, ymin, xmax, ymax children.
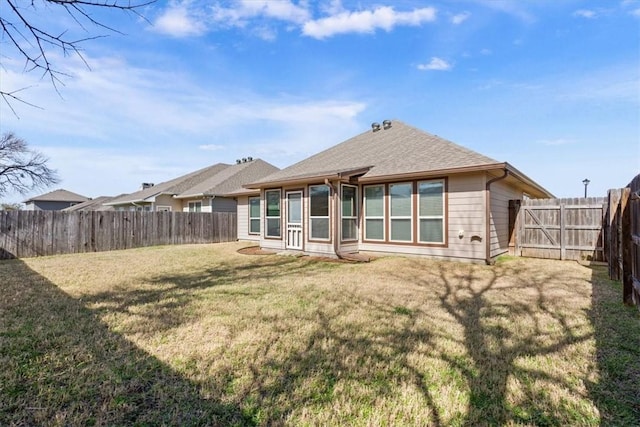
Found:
<box><xmin>247</xmin><ymin>120</ymin><xmax>552</xmax><ymax>198</ymax></box>
<box><xmin>62</xmin><ymin>195</ymin><xmax>123</xmax><ymax>211</ymax></box>
<box><xmin>175</xmin><ymin>159</ymin><xmax>280</xmax><ymax>199</ymax></box>
<box><xmin>23</xmin><ymin>189</ymin><xmax>89</xmax><ymax>204</ymax></box>
<box><xmin>105</xmin><ymin>163</ymin><xmax>231</xmax><ymax>205</ymax></box>
<box><xmin>105</xmin><ymin>159</ymin><xmax>280</xmax><ymax>205</ymax></box>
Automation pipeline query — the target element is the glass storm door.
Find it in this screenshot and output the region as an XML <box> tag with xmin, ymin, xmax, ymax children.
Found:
<box><xmin>286</xmin><ymin>191</ymin><xmax>303</xmax><ymax>249</ymax></box>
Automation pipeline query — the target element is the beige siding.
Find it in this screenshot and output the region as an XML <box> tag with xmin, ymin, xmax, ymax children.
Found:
<box><xmin>359</xmin><ymin>173</ymin><xmax>487</xmax><ymax>263</ymax></box>
<box><xmin>489</xmin><ymin>179</ymin><xmax>522</xmax><ymax>258</ymax></box>
<box><xmin>154</xmin><ymin>194</ymin><xmax>182</xmax><ymax>212</ymax></box>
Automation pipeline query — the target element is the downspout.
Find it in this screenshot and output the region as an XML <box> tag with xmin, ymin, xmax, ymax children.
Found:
<box><xmin>324</xmin><ymin>178</ymin><xmax>343</xmax><ymax>259</ymax></box>
<box><xmin>485</xmin><ymin>169</ymin><xmax>509</xmax><ymax>265</ymax></box>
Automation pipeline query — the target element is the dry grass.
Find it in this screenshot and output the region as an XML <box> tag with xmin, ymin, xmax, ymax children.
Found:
<box><xmin>1</xmin><ymin>242</ymin><xmax>639</xmax><ymax>426</ymax></box>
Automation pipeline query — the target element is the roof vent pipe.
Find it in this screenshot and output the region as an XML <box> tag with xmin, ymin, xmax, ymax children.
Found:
<box><xmin>247</xmin><ymin>156</ymin><xmax>253</xmax><ymax>161</ymax></box>
<box><xmin>383</xmin><ymin>119</ymin><xmax>392</xmax><ymax>129</ymax></box>
<box><xmin>371</xmin><ymin>122</ymin><xmax>381</xmax><ymax>132</ymax></box>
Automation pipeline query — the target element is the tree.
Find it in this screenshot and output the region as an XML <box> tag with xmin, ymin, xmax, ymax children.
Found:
<box><xmin>0</xmin><ymin>132</ymin><xmax>59</xmax><ymax>197</ymax></box>
<box><xmin>1</xmin><ymin>0</ymin><xmax>152</xmax><ymax>113</ymax></box>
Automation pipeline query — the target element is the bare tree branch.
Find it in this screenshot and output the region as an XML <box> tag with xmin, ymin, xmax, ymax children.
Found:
<box><xmin>0</xmin><ymin>0</ymin><xmax>154</xmax><ymax>112</ymax></box>
<box><xmin>0</xmin><ymin>132</ymin><xmax>60</xmax><ymax>197</ymax></box>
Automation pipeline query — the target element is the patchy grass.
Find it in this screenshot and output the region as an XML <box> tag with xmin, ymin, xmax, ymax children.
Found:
<box><xmin>1</xmin><ymin>242</ymin><xmax>638</xmax><ymax>426</ymax></box>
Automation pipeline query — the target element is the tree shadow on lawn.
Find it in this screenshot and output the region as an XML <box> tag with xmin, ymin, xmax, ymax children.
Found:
<box><xmin>585</xmin><ymin>265</ymin><xmax>640</xmax><ymax>425</ymax></box>
<box><xmin>81</xmin><ymin>255</ymin><xmax>342</xmax><ymax>336</ymax></box>
<box><xmin>386</xmin><ymin>259</ymin><xmax>598</xmax><ymax>426</ymax></box>
<box><xmin>0</xmin><ymin>259</ymin><xmax>254</xmax><ymax>426</ymax></box>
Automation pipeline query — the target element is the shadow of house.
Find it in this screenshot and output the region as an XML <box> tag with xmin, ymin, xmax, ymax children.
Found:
<box><xmin>0</xmin><ymin>259</ymin><xmax>253</xmax><ymax>426</ymax></box>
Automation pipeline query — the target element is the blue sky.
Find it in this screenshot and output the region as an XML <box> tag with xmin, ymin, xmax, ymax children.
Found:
<box><xmin>1</xmin><ymin>0</ymin><xmax>638</xmax><ymax>203</ymax></box>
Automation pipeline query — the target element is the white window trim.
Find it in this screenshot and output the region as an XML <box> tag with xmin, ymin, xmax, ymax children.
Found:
<box><xmin>156</xmin><ymin>205</ymin><xmax>172</xmax><ymax>212</ymax></box>
<box><xmin>309</xmin><ymin>184</ymin><xmax>330</xmax><ymax>241</ymax></box>
<box><xmin>248</xmin><ymin>196</ymin><xmax>260</xmax><ymax>235</ymax></box>
<box><xmin>418</xmin><ymin>179</ymin><xmax>445</xmax><ymax>244</ymax></box>
<box><xmin>341</xmin><ymin>184</ymin><xmax>358</xmax><ymax>242</ymax></box>
<box><xmin>265</xmin><ymin>189</ymin><xmax>282</xmax><ymax>238</ymax></box>
<box><xmin>389</xmin><ymin>182</ymin><xmax>413</xmax><ymax>243</ymax></box>
<box><xmin>363</xmin><ymin>184</ymin><xmax>385</xmax><ymax>242</ymax></box>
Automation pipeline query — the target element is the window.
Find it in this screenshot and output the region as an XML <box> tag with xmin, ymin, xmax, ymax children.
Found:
<box><xmin>309</xmin><ymin>185</ymin><xmax>330</xmax><ymax>240</ymax></box>
<box><xmin>364</xmin><ymin>185</ymin><xmax>384</xmax><ymax>241</ymax></box>
<box><xmin>156</xmin><ymin>206</ymin><xmax>171</xmax><ymax>212</ymax></box>
<box><xmin>389</xmin><ymin>183</ymin><xmax>412</xmax><ymax>242</ymax></box>
<box><xmin>249</xmin><ymin>196</ymin><xmax>260</xmax><ymax>234</ymax></box>
<box><xmin>341</xmin><ymin>185</ymin><xmax>358</xmax><ymax>241</ymax></box>
<box><xmin>265</xmin><ymin>189</ymin><xmax>281</xmax><ymax>238</ymax></box>
<box><xmin>418</xmin><ymin>180</ymin><xmax>444</xmax><ymax>243</ymax></box>
<box><xmin>188</xmin><ymin>201</ymin><xmax>202</xmax><ymax>212</ymax></box>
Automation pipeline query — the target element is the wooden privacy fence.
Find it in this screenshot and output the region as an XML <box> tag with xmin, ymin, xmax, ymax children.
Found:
<box><xmin>0</xmin><ymin>211</ymin><xmax>237</xmax><ymax>259</ymax></box>
<box><xmin>607</xmin><ymin>174</ymin><xmax>640</xmax><ymax>308</ymax></box>
<box><xmin>509</xmin><ymin>197</ymin><xmax>606</xmax><ymax>262</ymax></box>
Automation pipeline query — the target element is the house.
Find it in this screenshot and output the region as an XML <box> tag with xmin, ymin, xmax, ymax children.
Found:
<box><xmin>244</xmin><ymin>120</ymin><xmax>553</xmax><ymax>264</ymax></box>
<box><xmin>104</xmin><ymin>159</ymin><xmax>279</xmax><ymax>221</ymax></box>
<box><xmin>23</xmin><ymin>189</ymin><xmax>89</xmax><ymax>211</ymax></box>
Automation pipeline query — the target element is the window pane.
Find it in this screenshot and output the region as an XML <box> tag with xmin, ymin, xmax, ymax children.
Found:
<box><xmin>311</xmin><ymin>218</ymin><xmax>329</xmax><ymax>239</ymax></box>
<box><xmin>365</xmin><ymin>219</ymin><xmax>384</xmax><ymax>240</ymax></box>
<box><xmin>391</xmin><ymin>219</ymin><xmax>411</xmax><ymax>241</ymax></box>
<box><xmin>419</xmin><ymin>182</ymin><xmax>443</xmax><ymax>216</ymax></box>
<box><xmin>420</xmin><ymin>218</ymin><xmax>443</xmax><ymax>243</ymax></box>
<box><xmin>266</xmin><ymin>191</ymin><xmax>280</xmax><ymax>217</ymax></box>
<box><xmin>266</xmin><ymin>218</ymin><xmax>280</xmax><ymax>237</ymax></box>
<box><xmin>365</xmin><ymin>186</ymin><xmax>384</xmax><ymax>216</ymax></box>
<box><xmin>390</xmin><ymin>183</ymin><xmax>412</xmax><ymax>217</ymax></box>
<box><xmin>342</xmin><ymin>218</ymin><xmax>357</xmax><ymax>240</ymax></box>
<box><xmin>342</xmin><ymin>186</ymin><xmax>356</xmax><ymax>217</ymax></box>
<box><xmin>310</xmin><ymin>185</ymin><xmax>329</xmax><ymax>217</ymax></box>
<box><xmin>250</xmin><ymin>218</ymin><xmax>260</xmax><ymax>233</ymax></box>
<box><xmin>249</xmin><ymin>197</ymin><xmax>260</xmax><ymax>217</ymax></box>
<box><xmin>288</xmin><ymin>193</ymin><xmax>302</xmax><ymax>223</ymax></box>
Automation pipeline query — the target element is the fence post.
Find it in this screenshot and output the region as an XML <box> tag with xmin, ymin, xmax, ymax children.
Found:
<box><xmin>621</xmin><ymin>188</ymin><xmax>633</xmax><ymax>304</ymax></box>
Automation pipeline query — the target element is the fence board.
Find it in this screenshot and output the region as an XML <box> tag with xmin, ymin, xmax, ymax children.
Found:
<box><xmin>0</xmin><ymin>211</ymin><xmax>237</xmax><ymax>259</ymax></box>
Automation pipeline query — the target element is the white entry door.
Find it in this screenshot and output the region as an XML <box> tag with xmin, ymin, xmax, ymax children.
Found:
<box><xmin>286</xmin><ymin>191</ymin><xmax>303</xmax><ymax>249</ymax></box>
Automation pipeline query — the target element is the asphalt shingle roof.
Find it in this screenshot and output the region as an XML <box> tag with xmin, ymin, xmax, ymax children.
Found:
<box><xmin>251</xmin><ymin>120</ymin><xmax>500</xmax><ymax>185</ymax></box>
<box><xmin>24</xmin><ymin>189</ymin><xmax>89</xmax><ymax>203</ymax></box>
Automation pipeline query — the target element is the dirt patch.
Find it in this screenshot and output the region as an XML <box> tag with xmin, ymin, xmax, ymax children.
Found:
<box><xmin>237</xmin><ymin>246</ymin><xmax>276</xmax><ymax>255</ymax></box>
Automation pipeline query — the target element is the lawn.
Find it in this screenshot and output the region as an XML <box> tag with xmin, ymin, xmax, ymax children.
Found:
<box><xmin>1</xmin><ymin>242</ymin><xmax>638</xmax><ymax>426</ymax></box>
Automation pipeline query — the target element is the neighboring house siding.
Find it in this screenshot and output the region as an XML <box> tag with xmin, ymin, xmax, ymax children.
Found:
<box><xmin>154</xmin><ymin>194</ymin><xmax>182</xmax><ymax>212</ymax></box>
<box><xmin>489</xmin><ymin>179</ymin><xmax>522</xmax><ymax>259</ymax></box>
<box><xmin>359</xmin><ymin>173</ymin><xmax>486</xmax><ymax>263</ymax></box>
<box><xmin>26</xmin><ymin>201</ymin><xmax>78</xmax><ymax>211</ymax></box>
<box><xmin>212</xmin><ymin>197</ymin><xmax>237</xmax><ymax>213</ymax></box>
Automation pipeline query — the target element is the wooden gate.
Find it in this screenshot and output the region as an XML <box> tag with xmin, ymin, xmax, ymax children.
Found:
<box><xmin>510</xmin><ymin>197</ymin><xmax>606</xmax><ymax>262</ymax></box>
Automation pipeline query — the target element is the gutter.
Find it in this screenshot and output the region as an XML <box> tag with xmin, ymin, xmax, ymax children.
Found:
<box><xmin>485</xmin><ymin>169</ymin><xmax>509</xmax><ymax>265</ymax></box>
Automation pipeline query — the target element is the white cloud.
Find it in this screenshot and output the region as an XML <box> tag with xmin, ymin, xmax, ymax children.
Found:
<box><xmin>0</xmin><ymin>53</ymin><xmax>368</xmax><ymax>199</ymax></box>
<box><xmin>631</xmin><ymin>8</ymin><xmax>640</xmax><ymax>17</ymax></box>
<box><xmin>153</xmin><ymin>3</ymin><xmax>207</xmax><ymax>37</ymax></box>
<box><xmin>451</xmin><ymin>11</ymin><xmax>471</xmax><ymax>25</ymax></box>
<box><xmin>480</xmin><ymin>48</ymin><xmax>492</xmax><ymax>55</ymax></box>
<box><xmin>573</xmin><ymin>9</ymin><xmax>597</xmax><ymax>18</ymax></box>
<box><xmin>417</xmin><ymin>57</ymin><xmax>452</xmax><ymax>71</ymax></box>
<box><xmin>211</xmin><ymin>0</ymin><xmax>310</xmax><ymax>27</ymax></box>
<box><xmin>302</xmin><ymin>6</ymin><xmax>437</xmax><ymax>39</ymax></box>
